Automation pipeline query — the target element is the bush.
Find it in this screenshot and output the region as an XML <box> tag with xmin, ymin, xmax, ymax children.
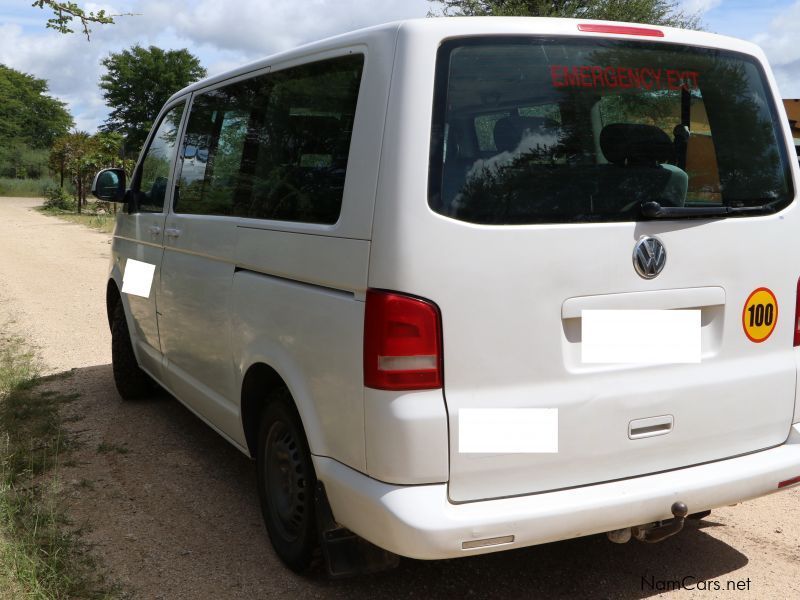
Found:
<box><xmin>0</xmin><ymin>144</ymin><xmax>49</xmax><ymax>180</ymax></box>
<box><xmin>41</xmin><ymin>185</ymin><xmax>75</xmax><ymax>210</ymax></box>
<box><xmin>0</xmin><ymin>177</ymin><xmax>56</xmax><ymax>198</ymax></box>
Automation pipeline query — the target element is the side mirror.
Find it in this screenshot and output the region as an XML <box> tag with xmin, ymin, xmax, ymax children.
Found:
<box><xmin>91</xmin><ymin>168</ymin><xmax>126</xmax><ymax>202</ymax></box>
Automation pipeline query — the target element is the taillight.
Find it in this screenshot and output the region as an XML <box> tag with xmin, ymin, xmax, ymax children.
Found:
<box><xmin>778</xmin><ymin>475</ymin><xmax>800</xmax><ymax>489</ymax></box>
<box><xmin>364</xmin><ymin>289</ymin><xmax>442</xmax><ymax>391</ymax></box>
<box><xmin>577</xmin><ymin>23</ymin><xmax>665</xmax><ymax>37</ymax></box>
<box><xmin>794</xmin><ymin>277</ymin><xmax>800</xmax><ymax>347</ymax></box>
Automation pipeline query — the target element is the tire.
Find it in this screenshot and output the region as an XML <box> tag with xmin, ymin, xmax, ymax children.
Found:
<box><xmin>257</xmin><ymin>394</ymin><xmax>318</xmax><ymax>572</ymax></box>
<box><xmin>110</xmin><ymin>300</ymin><xmax>154</xmax><ymax>400</ymax></box>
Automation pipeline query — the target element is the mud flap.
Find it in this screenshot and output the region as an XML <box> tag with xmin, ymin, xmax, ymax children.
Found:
<box><xmin>315</xmin><ymin>481</ymin><xmax>400</xmax><ymax>577</ymax></box>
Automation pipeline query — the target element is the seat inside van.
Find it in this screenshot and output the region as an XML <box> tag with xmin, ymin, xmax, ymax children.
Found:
<box><xmin>595</xmin><ymin>122</ymin><xmax>688</xmax><ymax>212</ymax></box>
<box><xmin>439</xmin><ymin>110</ymin><xmax>688</xmax><ymax>224</ymax></box>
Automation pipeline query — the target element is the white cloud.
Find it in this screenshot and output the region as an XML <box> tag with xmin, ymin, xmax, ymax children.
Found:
<box><xmin>0</xmin><ymin>0</ymin><xmax>430</xmax><ymax>132</ymax></box>
<box><xmin>167</xmin><ymin>0</ymin><xmax>429</xmax><ymax>57</ymax></box>
<box><xmin>681</xmin><ymin>0</ymin><xmax>723</xmax><ymax>14</ymax></box>
<box><xmin>0</xmin><ymin>22</ymin><xmax>105</xmax><ymax>131</ymax></box>
<box><xmin>752</xmin><ymin>1</ymin><xmax>800</xmax><ymax>98</ymax></box>
<box><xmin>7</xmin><ymin>0</ymin><xmax>797</xmax><ymax>133</ymax></box>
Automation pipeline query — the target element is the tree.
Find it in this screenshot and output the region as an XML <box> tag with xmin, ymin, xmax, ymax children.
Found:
<box><xmin>0</xmin><ymin>64</ymin><xmax>73</xmax><ymax>148</ymax></box>
<box><xmin>428</xmin><ymin>0</ymin><xmax>701</xmax><ymax>29</ymax></box>
<box><xmin>100</xmin><ymin>45</ymin><xmax>206</xmax><ymax>154</ymax></box>
<box><xmin>32</xmin><ymin>1</ymin><xmax>129</xmax><ymax>40</ymax></box>
<box><xmin>49</xmin><ymin>130</ymin><xmax>133</xmax><ymax>211</ymax></box>
<box><xmin>48</xmin><ymin>135</ymin><xmax>69</xmax><ymax>188</ymax></box>
<box><xmin>0</xmin><ymin>64</ymin><xmax>73</xmax><ymax>179</ymax></box>
<box><xmin>49</xmin><ymin>131</ymin><xmax>93</xmax><ymax>212</ymax></box>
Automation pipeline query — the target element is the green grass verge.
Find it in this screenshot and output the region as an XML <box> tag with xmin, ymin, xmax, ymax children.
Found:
<box><xmin>0</xmin><ymin>178</ymin><xmax>55</xmax><ymax>198</ymax></box>
<box><xmin>0</xmin><ymin>333</ymin><xmax>115</xmax><ymax>599</ymax></box>
<box><xmin>37</xmin><ymin>205</ymin><xmax>118</xmax><ymax>234</ymax></box>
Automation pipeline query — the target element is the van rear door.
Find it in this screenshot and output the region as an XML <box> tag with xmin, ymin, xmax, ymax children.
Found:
<box><xmin>417</xmin><ymin>35</ymin><xmax>798</xmax><ymax>503</ymax></box>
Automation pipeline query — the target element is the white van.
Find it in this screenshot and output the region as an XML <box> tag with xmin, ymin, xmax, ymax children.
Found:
<box><xmin>93</xmin><ymin>17</ymin><xmax>800</xmax><ymax>574</ymax></box>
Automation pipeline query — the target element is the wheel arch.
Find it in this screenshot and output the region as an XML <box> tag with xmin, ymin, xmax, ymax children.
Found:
<box><xmin>240</xmin><ymin>362</ymin><xmax>308</xmax><ymax>459</ymax></box>
<box><xmin>106</xmin><ymin>278</ymin><xmax>121</xmax><ymax>331</ymax></box>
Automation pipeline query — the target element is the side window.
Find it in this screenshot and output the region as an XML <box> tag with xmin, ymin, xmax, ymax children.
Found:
<box><xmin>135</xmin><ymin>104</ymin><xmax>185</xmax><ymax>212</ymax></box>
<box><xmin>176</xmin><ymin>54</ymin><xmax>364</xmax><ymax>224</ymax></box>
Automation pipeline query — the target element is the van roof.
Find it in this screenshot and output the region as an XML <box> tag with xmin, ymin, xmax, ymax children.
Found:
<box><xmin>166</xmin><ymin>16</ymin><xmax>769</xmax><ymax>104</ymax></box>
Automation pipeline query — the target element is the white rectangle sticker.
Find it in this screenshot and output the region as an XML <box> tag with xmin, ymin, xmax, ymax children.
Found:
<box><xmin>581</xmin><ymin>309</ymin><xmax>700</xmax><ymax>364</ymax></box>
<box><xmin>121</xmin><ymin>259</ymin><xmax>156</xmax><ymax>299</ymax></box>
<box><xmin>459</xmin><ymin>408</ymin><xmax>558</xmax><ymax>454</ymax></box>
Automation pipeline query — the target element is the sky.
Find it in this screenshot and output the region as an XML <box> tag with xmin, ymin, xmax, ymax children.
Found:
<box><xmin>0</xmin><ymin>0</ymin><xmax>799</xmax><ymax>133</ymax></box>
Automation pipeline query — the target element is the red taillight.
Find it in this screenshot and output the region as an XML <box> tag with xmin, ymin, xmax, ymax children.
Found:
<box><xmin>778</xmin><ymin>475</ymin><xmax>800</xmax><ymax>489</ymax></box>
<box><xmin>794</xmin><ymin>277</ymin><xmax>800</xmax><ymax>347</ymax></box>
<box><xmin>364</xmin><ymin>289</ymin><xmax>442</xmax><ymax>391</ymax></box>
<box><xmin>578</xmin><ymin>23</ymin><xmax>665</xmax><ymax>37</ymax></box>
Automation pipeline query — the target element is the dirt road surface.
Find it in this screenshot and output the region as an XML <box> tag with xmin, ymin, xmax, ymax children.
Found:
<box><xmin>0</xmin><ymin>196</ymin><xmax>798</xmax><ymax>599</ymax></box>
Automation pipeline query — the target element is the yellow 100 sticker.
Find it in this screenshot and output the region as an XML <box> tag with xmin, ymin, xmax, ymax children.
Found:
<box><xmin>742</xmin><ymin>287</ymin><xmax>778</xmax><ymax>343</ymax></box>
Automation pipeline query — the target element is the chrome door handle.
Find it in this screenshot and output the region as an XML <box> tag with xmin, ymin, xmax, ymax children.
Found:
<box><xmin>148</xmin><ymin>225</ymin><xmax>161</xmax><ymax>236</ymax></box>
<box><xmin>165</xmin><ymin>227</ymin><xmax>182</xmax><ymax>239</ymax></box>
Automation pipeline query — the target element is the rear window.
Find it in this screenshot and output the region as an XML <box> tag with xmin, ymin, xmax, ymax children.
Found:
<box><xmin>429</xmin><ymin>37</ymin><xmax>794</xmax><ymax>225</ymax></box>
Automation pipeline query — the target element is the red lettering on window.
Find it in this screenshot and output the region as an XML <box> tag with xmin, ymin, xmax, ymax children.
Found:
<box><xmin>550</xmin><ymin>65</ymin><xmax>698</xmax><ymax>90</ymax></box>
<box><xmin>579</xmin><ymin>66</ymin><xmax>592</xmax><ymax>88</ymax></box>
<box><xmin>651</xmin><ymin>68</ymin><xmax>663</xmax><ymax>89</ymax></box>
<box><xmin>591</xmin><ymin>66</ymin><xmax>604</xmax><ymax>88</ymax></box>
<box><xmin>565</xmin><ymin>66</ymin><xmax>581</xmax><ymax>88</ymax></box>
<box><xmin>550</xmin><ymin>65</ymin><xmax>566</xmax><ymax>88</ymax></box>
<box><xmin>603</xmin><ymin>66</ymin><xmax>617</xmax><ymax>88</ymax></box>
<box><xmin>666</xmin><ymin>69</ymin><xmax>681</xmax><ymax>90</ymax></box>
<box><xmin>618</xmin><ymin>68</ymin><xmax>632</xmax><ymax>89</ymax></box>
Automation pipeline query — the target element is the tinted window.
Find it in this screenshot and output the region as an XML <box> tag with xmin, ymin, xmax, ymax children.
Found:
<box><xmin>176</xmin><ymin>54</ymin><xmax>364</xmax><ymax>224</ymax></box>
<box><xmin>429</xmin><ymin>38</ymin><xmax>793</xmax><ymax>225</ymax></box>
<box><xmin>135</xmin><ymin>103</ymin><xmax>185</xmax><ymax>212</ymax></box>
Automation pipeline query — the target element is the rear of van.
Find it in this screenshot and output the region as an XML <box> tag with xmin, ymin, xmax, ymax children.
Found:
<box><xmin>316</xmin><ymin>17</ymin><xmax>800</xmax><ymax>559</ymax></box>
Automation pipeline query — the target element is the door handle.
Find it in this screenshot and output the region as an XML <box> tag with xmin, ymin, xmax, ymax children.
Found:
<box><xmin>165</xmin><ymin>227</ymin><xmax>182</xmax><ymax>239</ymax></box>
<box><xmin>148</xmin><ymin>225</ymin><xmax>161</xmax><ymax>236</ymax></box>
<box><xmin>561</xmin><ymin>287</ymin><xmax>725</xmax><ymax>319</ymax></box>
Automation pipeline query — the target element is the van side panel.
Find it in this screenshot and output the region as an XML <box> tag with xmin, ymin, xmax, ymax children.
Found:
<box><xmin>232</xmin><ymin>267</ymin><xmax>367</xmax><ymax>468</ymax></box>
<box><xmin>158</xmin><ymin>216</ymin><xmax>240</xmax><ymax>437</ymax></box>
<box><xmin>229</xmin><ymin>29</ymin><xmax>399</xmax><ymax>471</ymax></box>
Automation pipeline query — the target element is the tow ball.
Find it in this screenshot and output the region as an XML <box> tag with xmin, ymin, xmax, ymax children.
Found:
<box><xmin>606</xmin><ymin>501</ymin><xmax>689</xmax><ymax>544</ymax></box>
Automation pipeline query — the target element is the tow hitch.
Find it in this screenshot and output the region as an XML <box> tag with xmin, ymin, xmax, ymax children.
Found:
<box><xmin>606</xmin><ymin>501</ymin><xmax>689</xmax><ymax>544</ymax></box>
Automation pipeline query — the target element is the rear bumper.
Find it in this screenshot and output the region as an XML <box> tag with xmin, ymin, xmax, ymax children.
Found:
<box><xmin>314</xmin><ymin>424</ymin><xmax>800</xmax><ymax>560</ymax></box>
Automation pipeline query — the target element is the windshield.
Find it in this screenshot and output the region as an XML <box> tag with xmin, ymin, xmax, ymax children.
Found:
<box><xmin>428</xmin><ymin>37</ymin><xmax>794</xmax><ymax>225</ymax></box>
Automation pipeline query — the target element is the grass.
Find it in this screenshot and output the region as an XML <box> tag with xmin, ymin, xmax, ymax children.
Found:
<box><xmin>0</xmin><ymin>332</ymin><xmax>115</xmax><ymax>598</ymax></box>
<box><xmin>0</xmin><ymin>178</ymin><xmax>55</xmax><ymax>198</ymax></box>
<box><xmin>37</xmin><ymin>205</ymin><xmax>118</xmax><ymax>234</ymax></box>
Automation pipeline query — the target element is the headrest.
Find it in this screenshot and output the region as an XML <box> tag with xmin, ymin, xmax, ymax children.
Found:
<box><xmin>493</xmin><ymin>115</ymin><xmax>559</xmax><ymax>153</ymax></box>
<box><xmin>600</xmin><ymin>123</ymin><xmax>674</xmax><ymax>165</ymax></box>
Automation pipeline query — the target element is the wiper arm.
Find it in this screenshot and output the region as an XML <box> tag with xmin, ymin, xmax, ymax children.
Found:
<box><xmin>641</xmin><ymin>200</ymin><xmax>777</xmax><ymax>219</ymax></box>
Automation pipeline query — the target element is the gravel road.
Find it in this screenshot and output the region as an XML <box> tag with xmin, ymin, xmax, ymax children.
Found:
<box><xmin>0</xmin><ymin>196</ymin><xmax>798</xmax><ymax>599</ymax></box>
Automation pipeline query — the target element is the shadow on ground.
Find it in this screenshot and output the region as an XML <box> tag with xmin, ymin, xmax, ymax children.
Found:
<box><xmin>59</xmin><ymin>364</ymin><xmax>748</xmax><ymax>600</ymax></box>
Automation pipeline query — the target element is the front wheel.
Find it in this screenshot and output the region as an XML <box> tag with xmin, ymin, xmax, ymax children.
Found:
<box><xmin>110</xmin><ymin>301</ymin><xmax>155</xmax><ymax>400</ymax></box>
<box><xmin>257</xmin><ymin>395</ymin><xmax>318</xmax><ymax>572</ymax></box>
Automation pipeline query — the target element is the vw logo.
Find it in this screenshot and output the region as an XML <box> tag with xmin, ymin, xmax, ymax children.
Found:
<box><xmin>633</xmin><ymin>236</ymin><xmax>666</xmax><ymax>279</ymax></box>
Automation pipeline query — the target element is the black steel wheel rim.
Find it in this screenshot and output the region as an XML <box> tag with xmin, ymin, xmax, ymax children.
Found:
<box><xmin>265</xmin><ymin>420</ymin><xmax>307</xmax><ymax>542</ymax></box>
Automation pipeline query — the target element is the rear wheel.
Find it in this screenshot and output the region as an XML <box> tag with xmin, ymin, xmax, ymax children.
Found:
<box><xmin>110</xmin><ymin>301</ymin><xmax>155</xmax><ymax>400</ymax></box>
<box><xmin>257</xmin><ymin>394</ymin><xmax>318</xmax><ymax>572</ymax></box>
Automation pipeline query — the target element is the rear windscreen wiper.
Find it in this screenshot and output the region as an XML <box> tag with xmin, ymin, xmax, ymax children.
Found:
<box><xmin>640</xmin><ymin>200</ymin><xmax>777</xmax><ymax>219</ymax></box>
